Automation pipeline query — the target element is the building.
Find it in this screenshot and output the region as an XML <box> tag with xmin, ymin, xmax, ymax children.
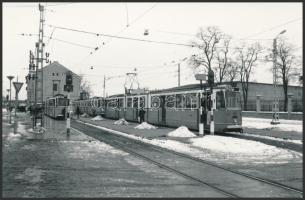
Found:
<box><xmin>25</xmin><ymin>61</ymin><xmax>81</xmax><ymax>106</ymax></box>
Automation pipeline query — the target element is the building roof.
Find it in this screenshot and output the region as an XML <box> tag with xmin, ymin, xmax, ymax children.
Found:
<box><xmin>41</xmin><ymin>61</ymin><xmax>81</xmax><ymax>80</ymax></box>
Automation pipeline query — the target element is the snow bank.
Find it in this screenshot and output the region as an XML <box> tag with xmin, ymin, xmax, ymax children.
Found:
<box><xmin>6</xmin><ymin>132</ymin><xmax>22</xmax><ymax>141</ymax></box>
<box><xmin>134</xmin><ymin>122</ymin><xmax>157</xmax><ymax>129</ymax></box>
<box><xmin>81</xmin><ymin>113</ymin><xmax>89</xmax><ymax>118</ymax></box>
<box><xmin>114</xmin><ymin>118</ymin><xmax>129</xmax><ymax>125</ymax></box>
<box><xmin>91</xmin><ymin>115</ymin><xmax>104</xmax><ymax>121</ymax></box>
<box><xmin>243</xmin><ymin>117</ymin><xmax>302</xmax><ymax>133</ymax></box>
<box><xmin>231</xmin><ymin>132</ymin><xmax>303</xmax><ymax>145</ymax></box>
<box><xmin>167</xmin><ymin>126</ymin><xmax>196</xmax><ymax>137</ymax></box>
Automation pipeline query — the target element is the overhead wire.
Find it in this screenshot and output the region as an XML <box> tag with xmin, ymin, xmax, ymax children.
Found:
<box><xmin>47</xmin><ymin>24</ymin><xmax>193</xmax><ymax>47</ymax></box>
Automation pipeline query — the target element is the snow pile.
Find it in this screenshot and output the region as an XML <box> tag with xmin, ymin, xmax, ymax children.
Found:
<box><xmin>28</xmin><ymin>125</ymin><xmax>46</xmax><ymax>134</ymax></box>
<box><xmin>81</xmin><ymin>113</ymin><xmax>89</xmax><ymax>118</ymax></box>
<box><xmin>91</xmin><ymin>115</ymin><xmax>104</xmax><ymax>121</ymax></box>
<box><xmin>243</xmin><ymin>117</ymin><xmax>302</xmax><ymax>133</ymax></box>
<box><xmin>134</xmin><ymin>122</ymin><xmax>157</xmax><ymax>129</ymax></box>
<box><xmin>190</xmin><ymin>135</ymin><xmax>302</xmax><ymax>162</ymax></box>
<box><xmin>114</xmin><ymin>118</ymin><xmax>129</xmax><ymax>125</ymax></box>
<box><xmin>167</xmin><ymin>126</ymin><xmax>196</xmax><ymax>137</ymax></box>
<box><xmin>6</xmin><ymin>132</ymin><xmax>22</xmax><ymax>141</ymax></box>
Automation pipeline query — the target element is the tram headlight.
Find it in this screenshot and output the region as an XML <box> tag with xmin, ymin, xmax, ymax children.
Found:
<box><xmin>233</xmin><ymin>117</ymin><xmax>237</xmax><ymax>123</ymax></box>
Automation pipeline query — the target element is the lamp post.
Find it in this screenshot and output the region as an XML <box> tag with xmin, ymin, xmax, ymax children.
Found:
<box><xmin>7</xmin><ymin>76</ymin><xmax>15</xmax><ymax>124</ymax></box>
<box><xmin>271</xmin><ymin>30</ymin><xmax>286</xmax><ymax>125</ymax></box>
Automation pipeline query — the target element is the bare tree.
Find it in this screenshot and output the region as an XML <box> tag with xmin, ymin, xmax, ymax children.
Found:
<box><xmin>225</xmin><ymin>60</ymin><xmax>239</xmax><ymax>84</ymax></box>
<box><xmin>79</xmin><ymin>73</ymin><xmax>93</xmax><ymax>98</ymax></box>
<box><xmin>215</xmin><ymin>36</ymin><xmax>233</xmax><ymax>83</ymax></box>
<box><xmin>189</xmin><ymin>26</ymin><xmax>222</xmax><ymax>76</ymax></box>
<box><xmin>273</xmin><ymin>38</ymin><xmax>302</xmax><ymax>111</ymax></box>
<box><xmin>236</xmin><ymin>43</ymin><xmax>262</xmax><ymax>110</ymax></box>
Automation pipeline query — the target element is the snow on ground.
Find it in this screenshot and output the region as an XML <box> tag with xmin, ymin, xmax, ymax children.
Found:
<box><xmin>167</xmin><ymin>126</ymin><xmax>196</xmax><ymax>137</ymax></box>
<box><xmin>78</xmin><ymin>120</ymin><xmax>302</xmax><ymax>165</ymax></box>
<box><xmin>230</xmin><ymin>132</ymin><xmax>303</xmax><ymax>145</ymax></box>
<box><xmin>59</xmin><ymin>140</ymin><xmax>129</xmax><ymax>159</ymax></box>
<box><xmin>134</xmin><ymin>122</ymin><xmax>157</xmax><ymax>130</ymax></box>
<box><xmin>15</xmin><ymin>167</ymin><xmax>45</xmax><ymax>184</ymax></box>
<box><xmin>21</xmin><ymin>144</ymin><xmax>37</xmax><ymax>151</ymax></box>
<box><xmin>81</xmin><ymin>113</ymin><xmax>89</xmax><ymax>118</ymax></box>
<box><xmin>242</xmin><ymin>117</ymin><xmax>303</xmax><ymax>133</ymax></box>
<box><xmin>114</xmin><ymin>118</ymin><xmax>129</xmax><ymax>125</ymax></box>
<box><xmin>5</xmin><ymin>132</ymin><xmax>22</xmax><ymax>141</ymax></box>
<box><xmin>91</xmin><ymin>115</ymin><xmax>104</xmax><ymax>121</ymax></box>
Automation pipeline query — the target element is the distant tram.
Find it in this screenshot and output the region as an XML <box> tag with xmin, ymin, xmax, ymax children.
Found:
<box><xmin>44</xmin><ymin>94</ymin><xmax>69</xmax><ymax>119</ymax></box>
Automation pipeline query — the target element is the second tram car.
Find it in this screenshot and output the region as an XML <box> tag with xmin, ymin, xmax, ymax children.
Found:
<box><xmin>44</xmin><ymin>94</ymin><xmax>69</xmax><ymax>119</ymax></box>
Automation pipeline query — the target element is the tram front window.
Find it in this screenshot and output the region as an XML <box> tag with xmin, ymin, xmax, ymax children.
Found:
<box><xmin>216</xmin><ymin>91</ymin><xmax>225</xmax><ymax>109</ymax></box>
<box><xmin>225</xmin><ymin>91</ymin><xmax>241</xmax><ymax>110</ymax></box>
<box><xmin>58</xmin><ymin>98</ymin><xmax>68</xmax><ymax>106</ymax></box>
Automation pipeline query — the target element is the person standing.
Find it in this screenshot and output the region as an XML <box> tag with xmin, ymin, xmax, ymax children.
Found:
<box><xmin>139</xmin><ymin>108</ymin><xmax>146</xmax><ymax>123</ymax></box>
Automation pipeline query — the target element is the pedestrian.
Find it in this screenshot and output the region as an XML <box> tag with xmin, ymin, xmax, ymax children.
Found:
<box><xmin>76</xmin><ymin>106</ymin><xmax>80</xmax><ymax>119</ymax></box>
<box><xmin>139</xmin><ymin>108</ymin><xmax>146</xmax><ymax>123</ymax></box>
<box><xmin>62</xmin><ymin>107</ymin><xmax>66</xmax><ymax>120</ymax></box>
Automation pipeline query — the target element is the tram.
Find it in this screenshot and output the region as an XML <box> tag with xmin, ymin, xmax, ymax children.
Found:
<box><xmin>73</xmin><ymin>84</ymin><xmax>243</xmax><ymax>133</ymax></box>
<box><xmin>44</xmin><ymin>94</ymin><xmax>69</xmax><ymax>119</ymax></box>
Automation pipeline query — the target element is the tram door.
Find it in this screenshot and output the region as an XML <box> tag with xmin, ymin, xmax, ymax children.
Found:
<box><xmin>201</xmin><ymin>92</ymin><xmax>211</xmax><ymax>128</ymax></box>
<box><xmin>160</xmin><ymin>95</ymin><xmax>166</xmax><ymax>124</ymax></box>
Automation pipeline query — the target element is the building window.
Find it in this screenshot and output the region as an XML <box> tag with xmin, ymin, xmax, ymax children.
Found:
<box><xmin>52</xmin><ymin>73</ymin><xmax>55</xmax><ymax>76</ymax></box>
<box><xmin>53</xmin><ymin>83</ymin><xmax>58</xmax><ymax>91</ymax></box>
<box><xmin>56</xmin><ymin>73</ymin><xmax>59</xmax><ymax>76</ymax></box>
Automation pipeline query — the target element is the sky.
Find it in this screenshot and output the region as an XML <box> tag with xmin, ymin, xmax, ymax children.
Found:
<box><xmin>2</xmin><ymin>2</ymin><xmax>303</xmax><ymax>100</ymax></box>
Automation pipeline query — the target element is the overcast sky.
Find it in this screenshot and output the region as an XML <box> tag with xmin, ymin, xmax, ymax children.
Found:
<box><xmin>3</xmin><ymin>2</ymin><xmax>302</xmax><ymax>100</ymax></box>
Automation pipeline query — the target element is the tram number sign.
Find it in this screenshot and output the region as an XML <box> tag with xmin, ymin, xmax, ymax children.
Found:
<box><xmin>64</xmin><ymin>85</ymin><xmax>73</xmax><ymax>92</ymax></box>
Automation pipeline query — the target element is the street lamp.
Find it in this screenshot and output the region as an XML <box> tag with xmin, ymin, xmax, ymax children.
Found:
<box><xmin>7</xmin><ymin>76</ymin><xmax>15</xmax><ymax>124</ymax></box>
<box><xmin>271</xmin><ymin>30</ymin><xmax>286</xmax><ymax>125</ymax></box>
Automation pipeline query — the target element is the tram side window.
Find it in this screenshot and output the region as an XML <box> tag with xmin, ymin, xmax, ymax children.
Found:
<box><xmin>118</xmin><ymin>99</ymin><xmax>123</xmax><ymax>108</ymax></box>
<box><xmin>216</xmin><ymin>91</ymin><xmax>225</xmax><ymax>109</ymax></box>
<box><xmin>133</xmin><ymin>97</ymin><xmax>138</xmax><ymax>108</ymax></box>
<box><xmin>176</xmin><ymin>94</ymin><xmax>183</xmax><ymax>108</ymax></box>
<box><xmin>185</xmin><ymin>93</ymin><xmax>197</xmax><ymax>108</ymax></box>
<box><xmin>151</xmin><ymin>96</ymin><xmax>160</xmax><ymax>108</ymax></box>
<box><xmin>127</xmin><ymin>98</ymin><xmax>132</xmax><ymax>108</ymax></box>
<box><xmin>166</xmin><ymin>95</ymin><xmax>175</xmax><ymax>108</ymax></box>
<box><xmin>139</xmin><ymin>97</ymin><xmax>145</xmax><ymax>109</ymax></box>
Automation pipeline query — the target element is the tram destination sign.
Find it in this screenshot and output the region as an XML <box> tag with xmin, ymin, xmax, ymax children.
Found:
<box><xmin>195</xmin><ymin>74</ymin><xmax>206</xmax><ymax>81</ymax></box>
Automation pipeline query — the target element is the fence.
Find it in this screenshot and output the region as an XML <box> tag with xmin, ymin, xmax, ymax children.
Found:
<box><xmin>241</xmin><ymin>99</ymin><xmax>303</xmax><ymax>112</ymax></box>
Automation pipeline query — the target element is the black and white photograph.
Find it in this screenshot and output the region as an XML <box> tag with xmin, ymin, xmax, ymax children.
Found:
<box><xmin>2</xmin><ymin>2</ymin><xmax>303</xmax><ymax>198</ymax></box>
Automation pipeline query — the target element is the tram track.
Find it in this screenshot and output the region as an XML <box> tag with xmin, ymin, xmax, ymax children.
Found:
<box><xmin>71</xmin><ymin>120</ymin><xmax>303</xmax><ymax>198</ymax></box>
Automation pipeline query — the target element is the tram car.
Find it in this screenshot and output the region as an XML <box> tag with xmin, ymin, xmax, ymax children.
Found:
<box><xmin>73</xmin><ymin>97</ymin><xmax>105</xmax><ymax>116</ymax></box>
<box><xmin>73</xmin><ymin>84</ymin><xmax>243</xmax><ymax>133</ymax></box>
<box><xmin>44</xmin><ymin>94</ymin><xmax>69</xmax><ymax>119</ymax></box>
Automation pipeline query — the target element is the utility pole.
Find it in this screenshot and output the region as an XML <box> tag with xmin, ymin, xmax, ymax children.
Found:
<box><xmin>103</xmin><ymin>75</ymin><xmax>106</xmax><ymax>98</ymax></box>
<box><xmin>178</xmin><ymin>63</ymin><xmax>180</xmax><ymax>87</ymax></box>
<box><xmin>34</xmin><ymin>3</ymin><xmax>46</xmax><ymax>128</ymax></box>
<box><xmin>7</xmin><ymin>76</ymin><xmax>14</xmax><ymax>124</ymax></box>
<box><xmin>271</xmin><ymin>30</ymin><xmax>286</xmax><ymax>125</ymax></box>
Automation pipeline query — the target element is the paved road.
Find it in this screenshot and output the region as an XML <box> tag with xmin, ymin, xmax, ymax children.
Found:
<box><xmin>3</xmin><ymin>112</ymin><xmax>226</xmax><ymax>198</ymax></box>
